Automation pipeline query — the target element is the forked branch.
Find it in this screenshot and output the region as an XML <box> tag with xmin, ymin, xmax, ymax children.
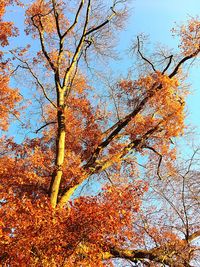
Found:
<box><xmin>169</xmin><ymin>46</ymin><xmax>200</xmax><ymax>78</ymax></box>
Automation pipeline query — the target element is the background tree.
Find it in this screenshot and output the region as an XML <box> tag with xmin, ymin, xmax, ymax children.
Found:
<box><xmin>120</xmin><ymin>149</ymin><xmax>200</xmax><ymax>267</ymax></box>
<box><xmin>0</xmin><ymin>0</ymin><xmax>200</xmax><ymax>266</ymax></box>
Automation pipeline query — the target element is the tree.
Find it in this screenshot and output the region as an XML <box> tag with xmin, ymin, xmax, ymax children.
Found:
<box><xmin>0</xmin><ymin>0</ymin><xmax>200</xmax><ymax>266</ymax></box>
<box><xmin>125</xmin><ymin>149</ymin><xmax>200</xmax><ymax>267</ymax></box>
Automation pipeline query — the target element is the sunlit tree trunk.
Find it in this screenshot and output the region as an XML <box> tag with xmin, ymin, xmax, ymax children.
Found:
<box><xmin>50</xmin><ymin>89</ymin><xmax>66</xmax><ymax>208</ymax></box>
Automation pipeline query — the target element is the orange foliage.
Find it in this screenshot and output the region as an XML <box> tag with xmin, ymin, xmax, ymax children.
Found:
<box><xmin>172</xmin><ymin>16</ymin><xmax>200</xmax><ymax>55</ymax></box>
<box><xmin>0</xmin><ymin>178</ymin><xmax>147</xmax><ymax>265</ymax></box>
<box><xmin>112</xmin><ymin>71</ymin><xmax>187</xmax><ymax>169</ymax></box>
<box><xmin>25</xmin><ymin>0</ymin><xmax>57</xmax><ymax>35</ymax></box>
<box><xmin>25</xmin><ymin>0</ymin><xmax>69</xmax><ymax>36</ymax></box>
<box><xmin>0</xmin><ymin>0</ymin><xmax>18</xmax><ymax>46</ymax></box>
<box><xmin>0</xmin><ymin>75</ymin><xmax>22</xmax><ymax>130</ymax></box>
<box><xmin>0</xmin><ymin>0</ymin><xmax>21</xmax><ymax>130</ymax></box>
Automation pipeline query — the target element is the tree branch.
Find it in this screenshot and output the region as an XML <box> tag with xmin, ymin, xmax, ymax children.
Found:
<box><xmin>137</xmin><ymin>36</ymin><xmax>157</xmax><ymax>72</ymax></box>
<box><xmin>180</xmin><ymin>149</ymin><xmax>199</xmax><ymax>241</ymax></box>
<box><xmin>62</xmin><ymin>0</ymin><xmax>85</xmax><ymax>38</ymax></box>
<box><xmin>62</xmin><ymin>0</ymin><xmax>91</xmax><ymax>88</ymax></box>
<box><xmin>31</xmin><ymin>13</ymin><xmax>57</xmax><ymax>72</ymax></box>
<box><xmin>105</xmin><ymin>246</ymin><xmax>193</xmax><ymax>267</ymax></box>
<box><xmin>169</xmin><ymin>47</ymin><xmax>200</xmax><ymax>78</ymax></box>
<box><xmin>188</xmin><ymin>230</ymin><xmax>200</xmax><ymax>242</ymax></box>
<box><xmin>35</xmin><ymin>121</ymin><xmax>57</xmax><ymax>134</ymax></box>
<box><xmin>51</xmin><ymin>0</ymin><xmax>62</xmax><ymax>39</ymax></box>
<box><xmin>85</xmin><ymin>5</ymin><xmax>117</xmax><ymax>36</ymax></box>
<box><xmin>144</xmin><ymin>146</ymin><xmax>163</xmax><ymax>180</ymax></box>
<box><xmin>162</xmin><ymin>55</ymin><xmax>173</xmax><ymax>74</ymax></box>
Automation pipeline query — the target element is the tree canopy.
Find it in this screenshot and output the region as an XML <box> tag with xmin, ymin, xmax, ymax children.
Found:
<box><xmin>0</xmin><ymin>0</ymin><xmax>200</xmax><ymax>266</ymax></box>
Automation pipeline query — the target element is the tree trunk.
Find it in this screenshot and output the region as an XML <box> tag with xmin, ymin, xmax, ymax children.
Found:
<box><xmin>50</xmin><ymin>90</ymin><xmax>66</xmax><ymax>208</ymax></box>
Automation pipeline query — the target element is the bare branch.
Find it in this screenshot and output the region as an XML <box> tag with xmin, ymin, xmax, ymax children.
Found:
<box><xmin>162</xmin><ymin>54</ymin><xmax>173</xmax><ymax>74</ymax></box>
<box><xmin>8</xmin><ymin>110</ymin><xmax>26</xmax><ymax>127</ymax></box>
<box><xmin>31</xmin><ymin>13</ymin><xmax>57</xmax><ymax>73</ymax></box>
<box><xmin>63</xmin><ymin>0</ymin><xmax>91</xmax><ymax>88</ymax></box>
<box><xmin>105</xmin><ymin>246</ymin><xmax>193</xmax><ymax>267</ymax></box>
<box><xmin>51</xmin><ymin>0</ymin><xmax>62</xmax><ymax>39</ymax></box>
<box><xmin>137</xmin><ymin>36</ymin><xmax>157</xmax><ymax>72</ymax></box>
<box><xmin>85</xmin><ymin>0</ymin><xmax>123</xmax><ymax>36</ymax></box>
<box><xmin>104</xmin><ymin>170</ymin><xmax>114</xmax><ymax>185</ymax></box>
<box><xmin>188</xmin><ymin>230</ymin><xmax>200</xmax><ymax>242</ymax></box>
<box><xmin>62</xmin><ymin>0</ymin><xmax>85</xmax><ymax>38</ymax></box>
<box><xmin>144</xmin><ymin>146</ymin><xmax>163</xmax><ymax>180</ymax></box>
<box><xmin>169</xmin><ymin>47</ymin><xmax>200</xmax><ymax>78</ymax></box>
<box><xmin>180</xmin><ymin>149</ymin><xmax>199</xmax><ymax>241</ymax></box>
<box><xmin>35</xmin><ymin>121</ymin><xmax>57</xmax><ymax>134</ymax></box>
<box><xmin>151</xmin><ymin>186</ymin><xmax>188</xmax><ymax>231</ymax></box>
